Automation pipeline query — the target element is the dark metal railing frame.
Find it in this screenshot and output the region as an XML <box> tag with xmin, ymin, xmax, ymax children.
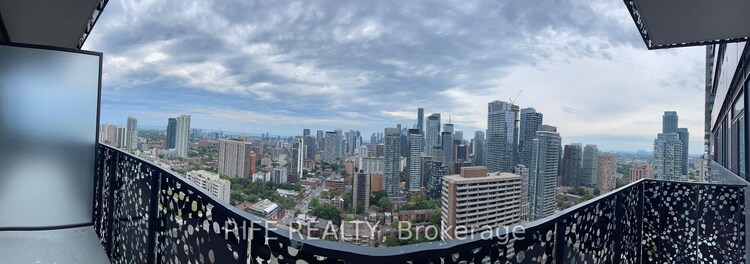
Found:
<box><xmin>95</xmin><ymin>143</ymin><xmax>748</xmax><ymax>263</ymax></box>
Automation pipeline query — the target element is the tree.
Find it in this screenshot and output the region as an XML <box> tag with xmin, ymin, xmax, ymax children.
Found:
<box><xmin>385</xmin><ymin>235</ymin><xmax>399</xmax><ymax>247</ymax></box>
<box><xmin>310</xmin><ymin>197</ymin><xmax>320</xmax><ymax>209</ymax></box>
<box><xmin>593</xmin><ymin>188</ymin><xmax>601</xmax><ymax>196</ymax></box>
<box><xmin>401</xmin><ymin>195</ymin><xmax>435</xmax><ymax>210</ymax></box>
<box><xmin>430</xmin><ymin>209</ymin><xmax>441</xmax><ymax>227</ymax></box>
<box><xmin>370</xmin><ymin>191</ymin><xmax>388</xmax><ymax>206</ymax></box>
<box><xmin>370</xmin><ymin>205</ymin><xmax>380</xmax><ymax>213</ymax></box>
<box><xmin>356</xmin><ymin>205</ymin><xmax>365</xmax><ymax>214</ymax></box>
<box><xmin>230</xmin><ymin>193</ymin><xmax>244</xmax><ymax>204</ymax></box>
<box><xmin>311</xmin><ymin>204</ymin><xmax>341</xmax><ymax>224</ymax></box>
<box><xmin>378</xmin><ymin>197</ymin><xmax>394</xmax><ymax>212</ymax></box>
<box><xmin>616</xmin><ymin>176</ymin><xmax>629</xmax><ymax>189</ymax></box>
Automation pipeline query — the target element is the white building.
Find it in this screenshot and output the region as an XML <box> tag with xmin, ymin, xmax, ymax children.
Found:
<box><xmin>529</xmin><ymin>125</ymin><xmax>561</xmax><ymax>221</ymax></box>
<box><xmin>249</xmin><ymin>199</ymin><xmax>279</xmax><ymax>219</ymax></box>
<box><xmin>654</xmin><ymin>133</ymin><xmax>683</xmax><ymax>181</ymax></box>
<box><xmin>273</xmin><ymin>167</ymin><xmax>288</xmax><ymax>183</ymax></box>
<box><xmin>218</xmin><ymin>139</ymin><xmax>254</xmax><ymax>178</ymax></box>
<box><xmin>361</xmin><ymin>157</ymin><xmax>384</xmax><ymax>173</ymax></box>
<box><xmin>99</xmin><ymin>123</ymin><xmax>118</xmax><ymax>146</ymax></box>
<box><xmin>175</xmin><ymin>115</ymin><xmax>191</xmax><ymax>157</ymax></box>
<box><xmin>126</xmin><ymin>116</ymin><xmax>138</xmax><ymax>151</ymax></box>
<box><xmin>185</xmin><ymin>170</ymin><xmax>231</xmax><ymax>202</ymax></box>
<box><xmin>441</xmin><ymin>166</ymin><xmax>522</xmax><ymax>240</ymax></box>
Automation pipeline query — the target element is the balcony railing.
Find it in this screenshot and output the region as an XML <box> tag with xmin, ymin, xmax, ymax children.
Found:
<box><xmin>94</xmin><ymin>143</ymin><xmax>747</xmax><ymax>263</ymax></box>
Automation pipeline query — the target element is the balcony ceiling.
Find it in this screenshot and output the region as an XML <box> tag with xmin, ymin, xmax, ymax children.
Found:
<box><xmin>624</xmin><ymin>0</ymin><xmax>750</xmax><ymax>49</ymax></box>
<box><xmin>0</xmin><ymin>0</ymin><xmax>107</xmax><ymax>49</ymax></box>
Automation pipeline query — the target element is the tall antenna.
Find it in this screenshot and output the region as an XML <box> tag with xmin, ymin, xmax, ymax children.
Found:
<box><xmin>449</xmin><ymin>112</ymin><xmax>452</xmax><ymax>124</ymax></box>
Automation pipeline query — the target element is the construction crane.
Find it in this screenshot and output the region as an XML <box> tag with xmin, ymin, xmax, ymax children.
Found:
<box><xmin>510</xmin><ymin>90</ymin><xmax>523</xmax><ymax>104</ymax></box>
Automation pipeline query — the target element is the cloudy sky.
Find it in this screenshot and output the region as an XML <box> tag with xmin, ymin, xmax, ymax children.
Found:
<box><xmin>84</xmin><ymin>0</ymin><xmax>706</xmax><ymax>154</ymax></box>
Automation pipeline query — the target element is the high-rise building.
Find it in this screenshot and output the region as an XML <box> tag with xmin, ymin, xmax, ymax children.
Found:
<box><xmin>175</xmin><ymin>115</ymin><xmax>191</xmax><ymax>157</ymax></box>
<box><xmin>249</xmin><ymin>151</ymin><xmax>257</xmax><ymax>176</ymax></box>
<box><xmin>417</xmin><ymin>108</ymin><xmax>424</xmax><ymax>150</ymax></box>
<box><xmin>423</xmin><ymin>160</ymin><xmax>447</xmax><ymax>199</ymax></box>
<box><xmin>407</xmin><ymin>129</ymin><xmax>422</xmax><ymax>191</ymax></box>
<box><xmin>99</xmin><ymin>124</ymin><xmax>118</xmax><ymax>146</ymax></box>
<box><xmin>116</xmin><ymin>127</ymin><xmax>128</xmax><ymax>149</ymax></box>
<box><xmin>519</xmin><ymin>108</ymin><xmax>543</xmax><ymax>169</ymax></box>
<box><xmin>580</xmin><ymin>145</ymin><xmax>599</xmax><ymax>186</ymax></box>
<box><xmin>663</xmin><ymin>111</ymin><xmax>678</xmax><ymax>133</ymax></box>
<box><xmin>441</xmin><ymin>166</ymin><xmax>522</xmax><ymax>240</ymax></box>
<box><xmin>352</xmin><ymin>171</ymin><xmax>371</xmax><ymax>212</ymax></box>
<box><xmin>400</xmin><ymin>128</ymin><xmax>409</xmax><ymax>158</ymax></box>
<box><xmin>561</xmin><ymin>143</ymin><xmax>582</xmax><ymax>187</ymax></box>
<box><xmin>126</xmin><ymin>116</ymin><xmax>138</xmax><ymax>151</ymax></box>
<box><xmin>303</xmin><ymin>128</ymin><xmax>310</xmax><ymax>137</ymax></box>
<box><xmin>290</xmin><ymin>137</ymin><xmax>304</xmax><ymax>177</ymax></box>
<box><xmin>384</xmin><ymin>128</ymin><xmax>401</xmax><ymax>197</ymax></box>
<box><xmin>370</xmin><ymin>174</ymin><xmax>384</xmax><ymax>192</ymax></box>
<box><xmin>655</xmin><ymin>111</ymin><xmax>685</xmax><ymax>180</ymax></box>
<box><xmin>455</xmin><ymin>144</ymin><xmax>468</xmax><ymax>162</ymax></box>
<box><xmin>454</xmin><ymin>131</ymin><xmax>463</xmax><ymax>142</ymax></box>
<box><xmin>473</xmin><ymin>131</ymin><xmax>485</xmax><ymax>166</ymax></box>
<box><xmin>654</xmin><ymin>133</ymin><xmax>683</xmax><ymax>181</ymax></box>
<box><xmin>218</xmin><ymin>139</ymin><xmax>253</xmax><ymax>178</ymax></box>
<box><xmin>303</xmin><ymin>135</ymin><xmax>316</xmax><ymax>160</ymax></box>
<box><xmin>441</xmin><ymin>131</ymin><xmax>454</xmax><ymax>173</ymax></box>
<box><xmin>426</xmin><ymin>113</ymin><xmax>441</xmax><ymax>155</ymax></box>
<box><xmin>273</xmin><ymin>168</ymin><xmax>288</xmax><ymax>183</ymax></box>
<box><xmin>630</xmin><ymin>163</ymin><xmax>654</xmax><ymax>182</ymax></box>
<box><xmin>166</xmin><ymin>118</ymin><xmax>176</xmax><ymax>148</ymax></box>
<box><xmin>529</xmin><ymin>125</ymin><xmax>561</xmax><ymax>221</ymax></box>
<box><xmin>596</xmin><ymin>153</ymin><xmax>617</xmax><ymax>193</ymax></box>
<box><xmin>374</xmin><ymin>144</ymin><xmax>385</xmax><ymax>157</ymax></box>
<box><xmin>361</xmin><ymin>157</ymin><xmax>384</xmax><ymax>173</ymax></box>
<box><xmin>335</xmin><ymin>129</ymin><xmax>344</xmax><ymax>160</ymax></box>
<box><xmin>324</xmin><ymin>131</ymin><xmax>341</xmax><ymax>164</ymax></box>
<box><xmin>370</xmin><ymin>133</ymin><xmax>378</xmax><ymax>147</ymax></box>
<box><xmin>316</xmin><ymin>130</ymin><xmax>325</xmax><ymax>150</ymax></box>
<box><xmin>677</xmin><ymin>127</ymin><xmax>689</xmax><ymax>175</ymax></box>
<box><xmin>443</xmin><ymin>123</ymin><xmax>454</xmax><ymax>134</ymax></box>
<box><xmin>346</xmin><ymin>130</ymin><xmax>361</xmax><ymax>155</ymax></box>
<box><xmin>185</xmin><ymin>170</ymin><xmax>231</xmax><ymax>202</ymax></box>
<box><xmin>514</xmin><ymin>164</ymin><xmax>530</xmax><ymax>223</ymax></box>
<box><xmin>486</xmin><ymin>100</ymin><xmax>518</xmax><ymax>173</ymax></box>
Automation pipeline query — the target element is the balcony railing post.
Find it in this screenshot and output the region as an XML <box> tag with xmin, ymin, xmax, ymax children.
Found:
<box><xmin>554</xmin><ymin>218</ymin><xmax>565</xmax><ymax>261</ymax></box>
<box><xmin>637</xmin><ymin>181</ymin><xmax>644</xmax><ymax>264</ymax></box>
<box><xmin>105</xmin><ymin>150</ymin><xmax>118</xmax><ymax>258</ymax></box>
<box><xmin>146</xmin><ymin>170</ymin><xmax>161</xmax><ymax>264</ymax></box>
<box><xmin>613</xmin><ymin>193</ymin><xmax>623</xmax><ymax>264</ymax></box>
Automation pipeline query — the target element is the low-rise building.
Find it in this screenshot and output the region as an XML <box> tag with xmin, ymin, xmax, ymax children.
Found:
<box><xmin>325</xmin><ymin>178</ymin><xmax>345</xmax><ymax>192</ymax></box>
<box><xmin>249</xmin><ymin>199</ymin><xmax>279</xmax><ymax>220</ymax></box>
<box><xmin>331</xmin><ymin>196</ymin><xmax>345</xmax><ymax>211</ymax></box>
<box><xmin>339</xmin><ymin>220</ymin><xmax>375</xmax><ymax>247</ymax></box>
<box><xmin>185</xmin><ymin>170</ymin><xmax>231</xmax><ymax>202</ymax></box>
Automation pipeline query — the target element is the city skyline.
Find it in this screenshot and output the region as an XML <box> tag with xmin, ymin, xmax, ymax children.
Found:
<box><xmin>86</xmin><ymin>1</ymin><xmax>705</xmax><ymax>154</ymax></box>
<box><xmin>103</xmin><ymin>108</ymin><xmax>700</xmax><ymax>155</ymax></box>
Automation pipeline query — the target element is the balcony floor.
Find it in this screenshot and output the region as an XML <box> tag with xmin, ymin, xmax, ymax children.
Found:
<box><xmin>0</xmin><ymin>226</ymin><xmax>110</xmax><ymax>264</ymax></box>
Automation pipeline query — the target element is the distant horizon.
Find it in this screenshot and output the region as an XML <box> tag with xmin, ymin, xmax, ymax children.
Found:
<box><xmin>116</xmin><ymin>123</ymin><xmax>704</xmax><ymax>156</ymax></box>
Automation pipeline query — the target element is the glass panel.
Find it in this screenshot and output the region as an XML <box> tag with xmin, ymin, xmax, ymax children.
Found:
<box><xmin>734</xmin><ymin>93</ymin><xmax>745</xmax><ymax>118</ymax></box>
<box><xmin>740</xmin><ymin>115</ymin><xmax>746</xmax><ymax>179</ymax></box>
<box><xmin>0</xmin><ymin>44</ymin><xmax>100</xmax><ymax>227</ymax></box>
